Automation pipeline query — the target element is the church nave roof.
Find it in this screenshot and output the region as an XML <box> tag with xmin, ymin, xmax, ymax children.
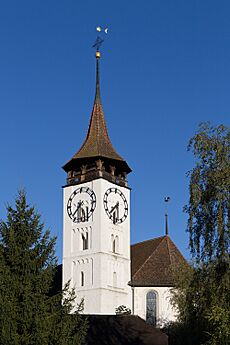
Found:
<box><xmin>130</xmin><ymin>235</ymin><xmax>187</xmax><ymax>287</ymax></box>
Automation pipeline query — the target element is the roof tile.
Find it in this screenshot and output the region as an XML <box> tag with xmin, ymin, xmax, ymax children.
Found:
<box><xmin>131</xmin><ymin>236</ymin><xmax>187</xmax><ymax>286</ymax></box>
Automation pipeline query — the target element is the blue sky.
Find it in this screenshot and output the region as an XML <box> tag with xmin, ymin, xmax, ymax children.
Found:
<box><xmin>0</xmin><ymin>0</ymin><xmax>229</xmax><ymax>262</ymax></box>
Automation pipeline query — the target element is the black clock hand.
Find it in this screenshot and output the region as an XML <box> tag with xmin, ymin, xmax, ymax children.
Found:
<box><xmin>109</xmin><ymin>202</ymin><xmax>119</xmax><ymax>214</ymax></box>
<box><xmin>72</xmin><ymin>201</ymin><xmax>83</xmax><ymax>217</ymax></box>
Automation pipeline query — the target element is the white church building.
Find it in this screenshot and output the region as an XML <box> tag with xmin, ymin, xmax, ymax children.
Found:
<box><xmin>61</xmin><ymin>49</ymin><xmax>186</xmax><ymax>327</ymax></box>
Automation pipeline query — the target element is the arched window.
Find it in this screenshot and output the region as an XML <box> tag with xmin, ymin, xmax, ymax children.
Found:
<box><xmin>80</xmin><ymin>271</ymin><xmax>84</xmax><ymax>287</ymax></box>
<box><xmin>113</xmin><ymin>272</ymin><xmax>117</xmax><ymax>287</ymax></box>
<box><xmin>146</xmin><ymin>291</ymin><xmax>157</xmax><ymax>326</ymax></box>
<box><xmin>111</xmin><ymin>235</ymin><xmax>114</xmax><ymax>252</ymax></box>
<box><xmin>113</xmin><ymin>239</ymin><xmax>116</xmax><ymax>253</ymax></box>
<box><xmin>115</xmin><ymin>236</ymin><xmax>119</xmax><ymax>253</ymax></box>
<box><xmin>82</xmin><ymin>231</ymin><xmax>88</xmax><ymax>250</ymax></box>
<box><xmin>111</xmin><ymin>235</ymin><xmax>116</xmax><ymax>253</ymax></box>
<box><xmin>111</xmin><ymin>235</ymin><xmax>119</xmax><ymax>253</ymax></box>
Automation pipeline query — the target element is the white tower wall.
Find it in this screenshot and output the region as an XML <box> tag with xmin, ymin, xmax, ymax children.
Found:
<box><xmin>63</xmin><ymin>178</ymin><xmax>131</xmax><ymax>314</ymax></box>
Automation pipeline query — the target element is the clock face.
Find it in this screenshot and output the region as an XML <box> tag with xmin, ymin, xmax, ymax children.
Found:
<box><xmin>67</xmin><ymin>187</ymin><xmax>96</xmax><ymax>223</ymax></box>
<box><xmin>103</xmin><ymin>187</ymin><xmax>128</xmax><ymax>224</ymax></box>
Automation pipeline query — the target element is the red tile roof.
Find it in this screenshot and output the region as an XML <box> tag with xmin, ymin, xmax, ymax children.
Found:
<box><xmin>131</xmin><ymin>236</ymin><xmax>187</xmax><ymax>287</ymax></box>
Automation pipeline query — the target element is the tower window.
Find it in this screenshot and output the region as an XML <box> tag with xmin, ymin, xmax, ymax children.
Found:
<box><xmin>82</xmin><ymin>232</ymin><xmax>89</xmax><ymax>250</ymax></box>
<box><xmin>113</xmin><ymin>272</ymin><xmax>117</xmax><ymax>287</ymax></box>
<box><xmin>112</xmin><ymin>238</ymin><xmax>116</xmax><ymax>253</ymax></box>
<box><xmin>111</xmin><ymin>235</ymin><xmax>115</xmax><ymax>253</ymax></box>
<box><xmin>81</xmin><ymin>271</ymin><xmax>85</xmax><ymax>287</ymax></box>
<box><xmin>111</xmin><ymin>235</ymin><xmax>119</xmax><ymax>253</ymax></box>
<box><xmin>146</xmin><ymin>291</ymin><xmax>157</xmax><ymax>326</ymax></box>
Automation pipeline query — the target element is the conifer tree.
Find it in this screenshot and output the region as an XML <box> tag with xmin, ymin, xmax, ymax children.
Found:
<box><xmin>0</xmin><ymin>190</ymin><xmax>87</xmax><ymax>345</ymax></box>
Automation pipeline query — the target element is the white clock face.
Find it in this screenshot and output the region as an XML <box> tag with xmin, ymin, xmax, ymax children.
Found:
<box><xmin>67</xmin><ymin>187</ymin><xmax>96</xmax><ymax>223</ymax></box>
<box><xmin>103</xmin><ymin>187</ymin><xmax>128</xmax><ymax>224</ymax></box>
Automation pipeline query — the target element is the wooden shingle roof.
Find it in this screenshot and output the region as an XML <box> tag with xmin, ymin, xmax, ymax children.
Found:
<box><xmin>71</xmin><ymin>101</ymin><xmax>124</xmax><ymax>162</ymax></box>
<box><xmin>131</xmin><ymin>235</ymin><xmax>187</xmax><ymax>287</ymax></box>
<box><xmin>63</xmin><ymin>55</ymin><xmax>131</xmax><ymax>174</ymax></box>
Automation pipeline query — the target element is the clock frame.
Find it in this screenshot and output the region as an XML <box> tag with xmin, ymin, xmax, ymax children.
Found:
<box><xmin>67</xmin><ymin>187</ymin><xmax>96</xmax><ymax>223</ymax></box>
<box><xmin>103</xmin><ymin>187</ymin><xmax>128</xmax><ymax>224</ymax></box>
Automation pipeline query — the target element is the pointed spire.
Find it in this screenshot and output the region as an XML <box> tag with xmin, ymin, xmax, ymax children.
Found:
<box><xmin>72</xmin><ymin>51</ymin><xmax>125</xmax><ymax>162</ymax></box>
<box><xmin>165</xmin><ymin>213</ymin><xmax>169</xmax><ymax>236</ymax></box>
<box><xmin>63</xmin><ymin>49</ymin><xmax>131</xmax><ymax>181</ymax></box>
<box><xmin>164</xmin><ymin>197</ymin><xmax>171</xmax><ymax>236</ymax></box>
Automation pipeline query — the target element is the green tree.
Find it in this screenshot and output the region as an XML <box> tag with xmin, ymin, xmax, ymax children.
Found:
<box><xmin>186</xmin><ymin>123</ymin><xmax>229</xmax><ymax>263</ymax></box>
<box><xmin>0</xmin><ymin>190</ymin><xmax>87</xmax><ymax>345</ymax></box>
<box><xmin>167</xmin><ymin>123</ymin><xmax>230</xmax><ymax>345</ymax></box>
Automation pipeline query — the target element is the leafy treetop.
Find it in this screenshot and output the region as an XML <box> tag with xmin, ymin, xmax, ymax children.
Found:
<box><xmin>185</xmin><ymin>123</ymin><xmax>230</xmax><ymax>263</ymax></box>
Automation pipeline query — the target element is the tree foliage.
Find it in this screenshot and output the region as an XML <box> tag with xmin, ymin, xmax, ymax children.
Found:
<box><xmin>0</xmin><ymin>190</ymin><xmax>87</xmax><ymax>345</ymax></box>
<box><xmin>185</xmin><ymin>123</ymin><xmax>229</xmax><ymax>263</ymax></box>
<box><xmin>167</xmin><ymin>123</ymin><xmax>230</xmax><ymax>345</ymax></box>
<box><xmin>168</xmin><ymin>261</ymin><xmax>230</xmax><ymax>345</ymax></box>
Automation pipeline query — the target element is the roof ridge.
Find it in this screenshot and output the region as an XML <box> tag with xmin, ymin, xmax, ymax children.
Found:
<box><xmin>165</xmin><ymin>236</ymin><xmax>173</xmax><ymax>264</ymax></box>
<box><xmin>132</xmin><ymin>236</ymin><xmax>166</xmax><ymax>280</ymax></box>
<box><xmin>166</xmin><ymin>236</ymin><xmax>187</xmax><ymax>263</ymax></box>
<box><xmin>131</xmin><ymin>235</ymin><xmax>166</xmax><ymax>247</ymax></box>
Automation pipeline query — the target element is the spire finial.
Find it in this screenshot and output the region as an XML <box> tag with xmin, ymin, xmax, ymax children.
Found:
<box><xmin>92</xmin><ymin>26</ymin><xmax>108</xmax><ymax>103</ymax></box>
<box><xmin>164</xmin><ymin>197</ymin><xmax>171</xmax><ymax>235</ymax></box>
<box><xmin>94</xmin><ymin>52</ymin><xmax>101</xmax><ymax>103</ymax></box>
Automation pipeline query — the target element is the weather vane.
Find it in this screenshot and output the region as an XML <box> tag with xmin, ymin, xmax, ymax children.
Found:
<box><xmin>92</xmin><ymin>26</ymin><xmax>108</xmax><ymax>52</ymax></box>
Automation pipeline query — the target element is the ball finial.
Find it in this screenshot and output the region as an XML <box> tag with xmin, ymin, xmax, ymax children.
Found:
<box><xmin>96</xmin><ymin>51</ymin><xmax>101</xmax><ymax>59</ymax></box>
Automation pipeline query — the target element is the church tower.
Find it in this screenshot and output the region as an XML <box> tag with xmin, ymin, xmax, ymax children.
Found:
<box><xmin>62</xmin><ymin>49</ymin><xmax>132</xmax><ymax>314</ymax></box>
